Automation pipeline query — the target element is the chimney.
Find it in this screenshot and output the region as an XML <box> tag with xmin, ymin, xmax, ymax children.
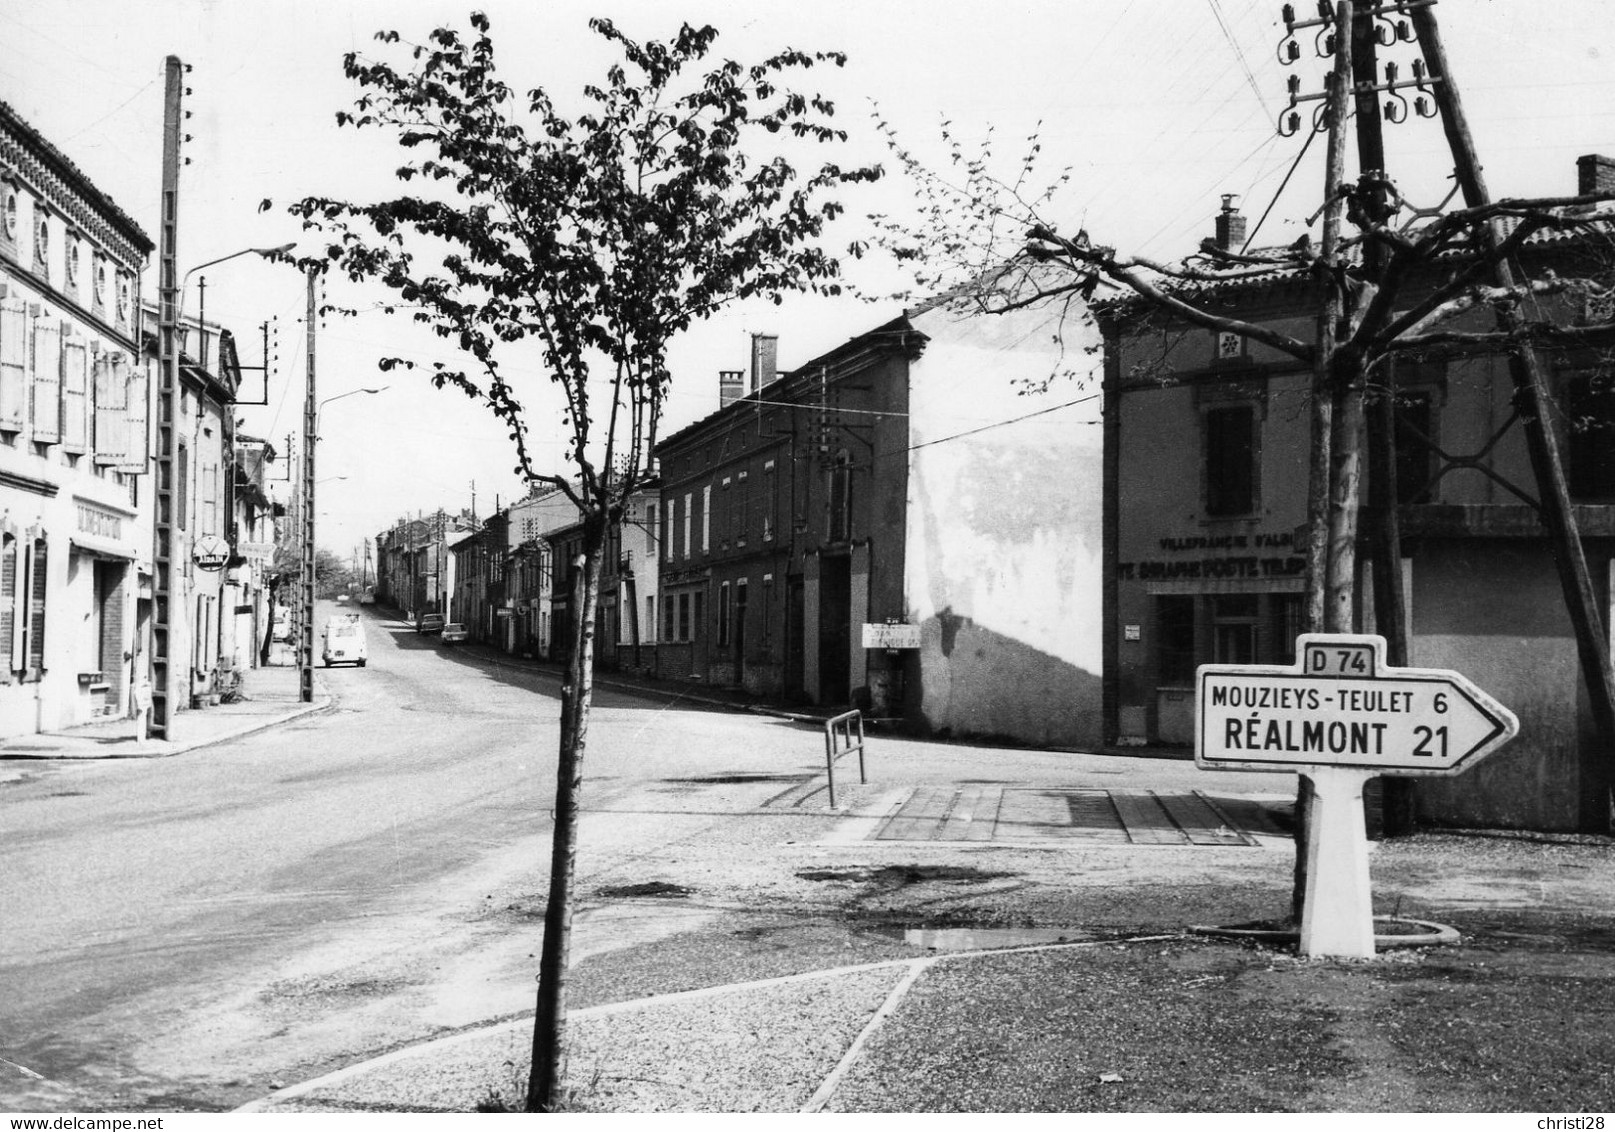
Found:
<box><xmin>1578</xmin><ymin>154</ymin><xmax>1615</xmax><ymax>197</ymax></box>
<box><xmin>750</xmin><ymin>333</ymin><xmax>778</xmax><ymax>393</ymax></box>
<box><xmin>1214</xmin><ymin>193</ymin><xmax>1247</xmax><ymax>251</ymax></box>
<box><xmin>718</xmin><ymin>370</ymin><xmax>745</xmax><ymax>409</ymax></box>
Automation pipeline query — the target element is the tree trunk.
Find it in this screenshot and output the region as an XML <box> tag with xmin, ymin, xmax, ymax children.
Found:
<box><xmin>527</xmin><ymin>511</ymin><xmax>607</xmax><ymax>1112</ymax></box>
<box><xmin>1326</xmin><ymin>356</ymin><xmax>1366</xmax><ymax>635</ymax></box>
<box><xmin>259</xmin><ymin>578</ymin><xmax>278</xmax><ymax>667</ymax></box>
<box><xmin>1293</xmin><ymin>5</ymin><xmax>1355</xmax><ymax>923</ymax></box>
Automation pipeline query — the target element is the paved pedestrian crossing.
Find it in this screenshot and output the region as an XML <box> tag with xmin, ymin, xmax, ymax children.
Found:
<box><xmin>869</xmin><ymin>786</ymin><xmax>1289</xmax><ymax>846</ymax></box>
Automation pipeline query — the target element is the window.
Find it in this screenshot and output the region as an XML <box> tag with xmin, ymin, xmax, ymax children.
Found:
<box><xmin>25</xmin><ymin>536</ymin><xmax>46</xmax><ymax>672</ymax></box>
<box><xmin>828</xmin><ymin>451</ymin><xmax>851</xmax><ymax>541</ymax></box>
<box><xmin>1204</xmin><ymin>405</ymin><xmax>1257</xmax><ymax>517</ymax></box>
<box><xmin>1271</xmin><ymin>594</ymin><xmax>1304</xmax><ymax>666</ymax></box>
<box><xmin>762</xmin><ymin>461</ymin><xmax>776</xmax><ymax>541</ymax></box>
<box><xmin>1392</xmin><ymin>390</ymin><xmax>1436</xmax><ymax>505</ymax></box>
<box><xmin>1567</xmin><ymin>372</ymin><xmax>1615</xmax><ymax>501</ymax></box>
<box><xmin>666</xmin><ymin>593</ymin><xmax>678</xmax><ymax>640</ymax></box>
<box><xmin>1156</xmin><ymin>596</ymin><xmax>1196</xmax><ymax>686</ymax></box>
<box><xmin>677</xmin><ymin>591</ymin><xmax>691</xmax><ymax>641</ymax></box>
<box><xmin>661</xmin><ymin>500</ymin><xmax>671</xmax><ymax>562</ymax></box>
<box><xmin>761</xmin><ymin>574</ymin><xmax>773</xmax><ymax>644</ymax></box>
<box><xmin>646</xmin><ymin>595</ymin><xmax>655</xmax><ymax>644</ymax></box>
<box><xmin>717</xmin><ymin>581</ymin><xmax>730</xmax><ymax>646</ymax></box>
<box><xmin>1212</xmin><ymin>594</ymin><xmax>1259</xmax><ymax>665</ymax></box>
<box><xmin>736</xmin><ymin>469</ymin><xmax>749</xmax><ymax>547</ymax></box>
<box><xmin>681</xmin><ymin>492</ymin><xmax>692</xmax><ymax>559</ymax></box>
<box><xmin>0</xmin><ymin>532</ymin><xmax>15</xmax><ymax>677</ymax></box>
<box><xmin>645</xmin><ymin>503</ymin><xmax>657</xmax><ymax>556</ymax></box>
<box><xmin>202</xmin><ymin>461</ymin><xmax>219</xmax><ymax>536</ymax></box>
<box><xmin>701</xmin><ymin>485</ymin><xmax>711</xmax><ymax>554</ymax></box>
<box><xmin>177</xmin><ymin>442</ymin><xmax>189</xmax><ymax>530</ymax></box>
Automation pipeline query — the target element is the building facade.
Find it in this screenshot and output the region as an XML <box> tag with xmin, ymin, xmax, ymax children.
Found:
<box><xmin>654</xmin><ymin>308</ymin><xmax>1105</xmax><ymax>747</ymax></box>
<box><xmin>0</xmin><ymin>101</ymin><xmax>153</xmax><ymax>738</ymax></box>
<box><xmin>1102</xmin><ymin>175</ymin><xmax>1615</xmax><ymax>832</ymax></box>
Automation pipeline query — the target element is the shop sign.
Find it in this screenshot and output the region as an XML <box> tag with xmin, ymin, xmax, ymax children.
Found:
<box><xmin>862</xmin><ymin>622</ymin><xmax>920</xmax><ymax>650</ymax></box>
<box><xmin>75</xmin><ymin>501</ymin><xmax>125</xmax><ymax>541</ymax></box>
<box><xmin>193</xmin><ymin>534</ymin><xmax>231</xmax><ymax>571</ymax></box>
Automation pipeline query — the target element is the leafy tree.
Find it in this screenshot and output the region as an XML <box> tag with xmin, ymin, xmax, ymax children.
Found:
<box><xmin>314</xmin><ymin>547</ymin><xmax>357</xmax><ymax>598</ymax></box>
<box><xmin>871</xmin><ymin>3</ymin><xmax>1615</xmax><ymax>916</ymax></box>
<box><xmin>287</xmin><ymin>12</ymin><xmax>878</xmax><ymax>1110</ymax></box>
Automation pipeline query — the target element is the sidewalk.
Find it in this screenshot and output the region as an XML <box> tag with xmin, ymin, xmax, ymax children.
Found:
<box><xmin>0</xmin><ymin>660</ymin><xmax>329</xmax><ymax>763</ymax></box>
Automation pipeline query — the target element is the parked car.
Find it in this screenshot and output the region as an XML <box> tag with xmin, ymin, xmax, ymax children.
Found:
<box><xmin>321</xmin><ymin>614</ymin><xmax>368</xmax><ymax>667</ymax></box>
<box><xmin>440</xmin><ymin>622</ymin><xmax>468</xmax><ymax>645</ymax></box>
<box><xmin>417</xmin><ymin>612</ymin><xmax>445</xmax><ymax>635</ymax></box>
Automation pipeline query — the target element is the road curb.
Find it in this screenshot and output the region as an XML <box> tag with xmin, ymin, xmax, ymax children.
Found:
<box><xmin>0</xmin><ymin>688</ymin><xmax>334</xmax><ymax>761</ymax></box>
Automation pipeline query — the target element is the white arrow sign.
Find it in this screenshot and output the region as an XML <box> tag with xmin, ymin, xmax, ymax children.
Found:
<box><xmin>1197</xmin><ymin>633</ymin><xmax>1518</xmax><ymax>776</ymax></box>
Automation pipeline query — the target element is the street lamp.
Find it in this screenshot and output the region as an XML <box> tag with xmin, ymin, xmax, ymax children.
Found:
<box><xmin>315</xmin><ymin>386</ymin><xmax>388</xmax><ymax>437</ymax></box>
<box><xmin>149</xmin><ymin>240</ymin><xmax>297</xmax><ymax>742</ymax></box>
<box><xmin>184</xmin><ymin>243</ymin><xmax>296</xmax><ymax>368</ymax></box>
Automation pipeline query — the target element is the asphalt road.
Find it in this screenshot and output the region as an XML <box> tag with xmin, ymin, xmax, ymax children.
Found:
<box><xmin>1</xmin><ymin>604</ymin><xmax>822</xmax><ymax>1112</ymax></box>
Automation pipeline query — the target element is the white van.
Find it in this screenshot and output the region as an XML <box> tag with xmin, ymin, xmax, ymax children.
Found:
<box><xmin>321</xmin><ymin>614</ymin><xmax>368</xmax><ymax>667</ymax></box>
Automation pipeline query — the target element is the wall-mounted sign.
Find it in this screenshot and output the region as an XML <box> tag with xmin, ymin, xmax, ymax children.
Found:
<box><xmin>862</xmin><ymin>623</ymin><xmax>920</xmax><ymax>650</ymax></box>
<box><xmin>192</xmin><ymin>534</ymin><xmax>231</xmax><ymax>571</ymax></box>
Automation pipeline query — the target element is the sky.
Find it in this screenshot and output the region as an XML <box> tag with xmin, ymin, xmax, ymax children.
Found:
<box><xmin>3</xmin><ymin>0</ymin><xmax>1613</xmax><ymax>564</ymax></box>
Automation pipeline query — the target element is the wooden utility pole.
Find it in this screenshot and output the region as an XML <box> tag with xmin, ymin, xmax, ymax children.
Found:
<box><xmin>1412</xmin><ymin>6</ymin><xmax>1615</xmax><ymax>830</ymax></box>
<box><xmin>299</xmin><ymin>269</ymin><xmax>316</xmax><ymax>702</ymax></box>
<box><xmin>1349</xmin><ymin>7</ymin><xmax>1416</xmax><ymax>834</ymax></box>
<box><xmin>150</xmin><ymin>56</ymin><xmax>185</xmax><ymax>740</ymax></box>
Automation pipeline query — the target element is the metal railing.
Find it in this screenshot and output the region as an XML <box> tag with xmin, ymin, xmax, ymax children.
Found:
<box><xmin>823</xmin><ymin>709</ymin><xmax>866</xmax><ymax>809</ymax></box>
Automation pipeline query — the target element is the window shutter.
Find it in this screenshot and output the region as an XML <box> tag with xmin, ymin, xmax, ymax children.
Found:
<box><xmin>30</xmin><ymin>318</ymin><xmax>61</xmax><ymax>443</ymax></box>
<box><xmin>0</xmin><ymin>532</ymin><xmax>15</xmax><ymax>678</ymax></box>
<box><xmin>26</xmin><ymin>536</ymin><xmax>46</xmax><ymax>671</ymax></box>
<box><xmin>0</xmin><ymin>299</ymin><xmax>27</xmax><ymax>431</ymax></box>
<box><xmin>61</xmin><ymin>338</ymin><xmax>89</xmax><ymax>452</ymax></box>
<box><xmin>117</xmin><ymin>354</ymin><xmax>149</xmax><ymax>471</ymax></box>
<box><xmin>93</xmin><ymin>351</ymin><xmax>128</xmax><ymax>464</ymax></box>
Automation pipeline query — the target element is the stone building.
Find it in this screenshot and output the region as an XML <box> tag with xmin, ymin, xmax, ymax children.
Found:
<box><xmin>1102</xmin><ymin>172</ymin><xmax>1615</xmax><ymax>831</ymax></box>
<box><xmin>0</xmin><ymin>100</ymin><xmax>152</xmax><ymax>737</ymax></box>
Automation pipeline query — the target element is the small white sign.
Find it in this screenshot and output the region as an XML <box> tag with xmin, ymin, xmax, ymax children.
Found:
<box><xmin>862</xmin><ymin>623</ymin><xmax>920</xmax><ymax>650</ymax></box>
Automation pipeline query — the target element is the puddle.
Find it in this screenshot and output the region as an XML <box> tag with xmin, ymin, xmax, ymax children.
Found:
<box><xmin>797</xmin><ymin>864</ymin><xmax>1015</xmax><ymax>886</ymax></box>
<box><xmin>664</xmin><ymin>773</ymin><xmax>803</xmax><ymax>785</ymax></box>
<box><xmin>596</xmin><ymin>881</ymin><xmax>692</xmax><ymax>899</ymax></box>
<box><xmin>899</xmin><ymin>926</ymin><xmax>1094</xmax><ymax>951</ymax></box>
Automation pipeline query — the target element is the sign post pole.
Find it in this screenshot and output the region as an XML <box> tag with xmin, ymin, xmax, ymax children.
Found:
<box><xmin>1298</xmin><ymin>765</ymin><xmax>1376</xmax><ymax>958</ymax></box>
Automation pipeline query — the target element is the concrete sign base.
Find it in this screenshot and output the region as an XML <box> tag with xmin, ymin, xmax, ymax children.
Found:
<box><xmin>1299</xmin><ymin>766</ymin><xmax>1376</xmax><ymax>959</ymax></box>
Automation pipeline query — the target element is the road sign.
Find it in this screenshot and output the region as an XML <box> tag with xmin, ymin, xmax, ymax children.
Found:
<box><xmin>1197</xmin><ymin>633</ymin><xmax>1518</xmax><ymax>776</ymax></box>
